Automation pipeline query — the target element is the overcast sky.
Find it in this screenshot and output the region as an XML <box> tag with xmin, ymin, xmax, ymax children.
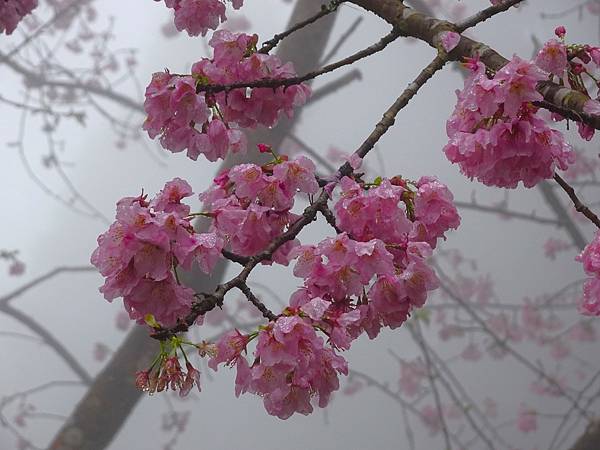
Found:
<box><xmin>1</xmin><ymin>1</ymin><xmax>600</xmax><ymax>449</ymax></box>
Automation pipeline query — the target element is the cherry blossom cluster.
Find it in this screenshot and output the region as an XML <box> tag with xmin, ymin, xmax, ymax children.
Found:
<box><xmin>155</xmin><ymin>0</ymin><xmax>243</xmax><ymax>37</ymax></box>
<box><xmin>136</xmin><ymin>348</ymin><xmax>202</xmax><ymax>396</ymax></box>
<box><xmin>200</xmin><ymin>152</ymin><xmax>318</xmax><ymax>262</ymax></box>
<box><xmin>576</xmin><ymin>231</ymin><xmax>600</xmax><ymax>316</ymax></box>
<box><xmin>0</xmin><ymin>0</ymin><xmax>38</xmax><ymax>35</ymax></box>
<box><xmin>210</xmin><ymin>316</ymin><xmax>348</xmax><ymax>419</ymax></box>
<box><xmin>536</xmin><ymin>26</ymin><xmax>600</xmax><ymax>140</ymax></box>
<box><xmin>91</xmin><ymin>178</ymin><xmax>224</xmax><ymax>327</ymax></box>
<box><xmin>143</xmin><ymin>31</ymin><xmax>310</xmax><ymax>162</ymax></box>
<box><xmin>444</xmin><ymin>55</ymin><xmax>574</xmax><ymax>188</ymax></box>
<box><xmin>203</xmin><ymin>172</ymin><xmax>459</xmax><ymax>417</ymax></box>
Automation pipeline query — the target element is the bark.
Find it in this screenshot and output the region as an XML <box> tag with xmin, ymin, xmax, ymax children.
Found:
<box><xmin>48</xmin><ymin>3</ymin><xmax>338</xmax><ymax>449</ymax></box>
<box><xmin>570</xmin><ymin>421</ymin><xmax>600</xmax><ymax>450</ymax></box>
<box><xmin>350</xmin><ymin>0</ymin><xmax>600</xmax><ymax>130</ymax></box>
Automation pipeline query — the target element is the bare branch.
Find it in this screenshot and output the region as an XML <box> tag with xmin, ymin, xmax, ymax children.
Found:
<box><xmin>554</xmin><ymin>173</ymin><xmax>600</xmax><ymax>230</ymax></box>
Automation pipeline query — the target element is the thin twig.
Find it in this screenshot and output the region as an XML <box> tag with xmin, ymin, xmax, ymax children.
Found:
<box><xmin>0</xmin><ymin>266</ymin><xmax>95</xmax><ymax>306</ymax></box>
<box><xmin>410</xmin><ymin>323</ymin><xmax>453</xmax><ymax>450</ymax></box>
<box><xmin>320</xmin><ymin>16</ymin><xmax>363</xmax><ymax>65</ymax></box>
<box><xmin>554</xmin><ymin>173</ymin><xmax>600</xmax><ymax>230</ymax></box>
<box><xmin>259</xmin><ymin>1</ymin><xmax>344</xmax><ymax>54</ymax></box>
<box><xmin>454</xmin><ymin>200</ymin><xmax>564</xmax><ymax>227</ymax></box>
<box><xmin>435</xmin><ymin>263</ymin><xmax>591</xmax><ymax>420</ymax></box>
<box><xmin>456</xmin><ymin>0</ymin><xmax>526</xmax><ymax>32</ymax></box>
<box><xmin>0</xmin><ymin>304</ymin><xmax>92</xmax><ymax>384</ymax></box>
<box><xmin>237</xmin><ymin>282</ymin><xmax>277</xmax><ymax>321</ymax></box>
<box><xmin>199</xmin><ymin>30</ymin><xmax>401</xmax><ymax>95</ymax></box>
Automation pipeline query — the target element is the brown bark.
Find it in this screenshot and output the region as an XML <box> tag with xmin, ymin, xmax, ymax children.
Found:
<box><xmin>350</xmin><ymin>0</ymin><xmax>600</xmax><ymax>130</ymax></box>
<box><xmin>570</xmin><ymin>420</ymin><xmax>600</xmax><ymax>450</ymax></box>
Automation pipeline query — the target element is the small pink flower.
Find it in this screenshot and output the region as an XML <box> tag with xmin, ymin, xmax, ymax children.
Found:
<box><xmin>461</xmin><ymin>342</ymin><xmax>482</xmax><ymax>361</ymax></box>
<box><xmin>440</xmin><ymin>31</ymin><xmax>461</xmax><ymax>53</ymax></box>
<box><xmin>8</xmin><ymin>260</ymin><xmax>25</xmax><ymax>276</ymax></box>
<box><xmin>208</xmin><ymin>329</ymin><xmax>250</xmax><ymax>370</ymax></box>
<box><xmin>180</xmin><ymin>362</ymin><xmax>201</xmax><ymax>397</ymax></box>
<box><xmin>580</xmin><ymin>278</ymin><xmax>600</xmax><ymax>316</ymax></box>
<box><xmin>584</xmin><ymin>99</ymin><xmax>600</xmax><ymax>116</ymax></box>
<box><xmin>0</xmin><ymin>0</ymin><xmax>38</xmax><ymax>35</ymax></box>
<box><xmin>135</xmin><ymin>370</ymin><xmax>150</xmax><ymax>391</ymax></box>
<box><xmin>544</xmin><ymin>237</ymin><xmax>570</xmax><ymax>260</ymax></box>
<box><xmin>346</xmin><ymin>153</ymin><xmax>363</xmax><ymax>170</ymax></box>
<box><xmin>257</xmin><ymin>143</ymin><xmax>272</xmax><ymax>153</ymax></box>
<box><xmin>517</xmin><ymin>404</ymin><xmax>537</xmax><ymax>433</ymax></box>
<box><xmin>115</xmin><ymin>311</ymin><xmax>131</xmax><ymax>331</ymax></box>
<box><xmin>93</xmin><ymin>342</ymin><xmax>111</xmax><ymax>362</ymax></box>
<box><xmin>535</xmin><ymin>39</ymin><xmax>568</xmax><ymax>76</ymax></box>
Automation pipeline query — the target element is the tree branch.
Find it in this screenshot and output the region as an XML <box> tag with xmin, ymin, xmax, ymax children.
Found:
<box><xmin>554</xmin><ymin>173</ymin><xmax>600</xmax><ymax>230</ymax></box>
<box><xmin>349</xmin><ymin>0</ymin><xmax>600</xmax><ymax>130</ymax></box>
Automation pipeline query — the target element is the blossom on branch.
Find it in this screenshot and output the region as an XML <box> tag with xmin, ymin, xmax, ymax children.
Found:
<box><xmin>143</xmin><ymin>31</ymin><xmax>310</xmax><ymax>162</ymax></box>
<box><xmin>156</xmin><ymin>0</ymin><xmax>244</xmax><ymax>37</ymax></box>
<box><xmin>91</xmin><ymin>178</ymin><xmax>224</xmax><ymax>326</ymax></box>
<box><xmin>444</xmin><ymin>56</ymin><xmax>574</xmax><ymax>188</ymax></box>
<box><xmin>0</xmin><ymin>0</ymin><xmax>38</xmax><ymax>35</ymax></box>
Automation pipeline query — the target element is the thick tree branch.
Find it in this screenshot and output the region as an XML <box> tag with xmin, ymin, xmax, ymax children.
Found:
<box><xmin>349</xmin><ymin>0</ymin><xmax>600</xmax><ymax>130</ymax></box>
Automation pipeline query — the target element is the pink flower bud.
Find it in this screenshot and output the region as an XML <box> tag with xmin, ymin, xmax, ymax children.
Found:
<box><xmin>571</xmin><ymin>62</ymin><xmax>585</xmax><ymax>75</ymax></box>
<box><xmin>257</xmin><ymin>143</ymin><xmax>272</xmax><ymax>154</ymax></box>
<box><xmin>554</xmin><ymin>26</ymin><xmax>566</xmax><ymax>38</ymax></box>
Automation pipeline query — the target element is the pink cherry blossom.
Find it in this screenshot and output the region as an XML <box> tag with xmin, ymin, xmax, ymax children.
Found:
<box><xmin>143</xmin><ymin>31</ymin><xmax>309</xmax><ymax>162</ymax></box>
<box><xmin>544</xmin><ymin>237</ymin><xmax>571</xmax><ymax>260</ymax></box>
<box><xmin>208</xmin><ymin>329</ymin><xmax>250</xmax><ymax>370</ymax></box>
<box><xmin>179</xmin><ymin>362</ymin><xmax>202</xmax><ymax>397</ymax></box>
<box><xmin>201</xmin><ymin>155</ymin><xmax>317</xmax><ymax>261</ymax></box>
<box><xmin>535</xmin><ymin>39</ymin><xmax>568</xmax><ymax>76</ymax></box>
<box><xmin>517</xmin><ymin>404</ymin><xmax>537</xmax><ymax>433</ymax></box>
<box><xmin>334</xmin><ymin>176</ymin><xmax>411</xmax><ymax>245</ymax></box>
<box><xmin>398</xmin><ymin>359</ymin><xmax>426</xmax><ymax>397</ymax></box>
<box><xmin>444</xmin><ymin>56</ymin><xmax>574</xmax><ymax>188</ymax></box>
<box><xmin>421</xmin><ymin>405</ymin><xmax>442</xmax><ymax>435</ymax></box>
<box><xmin>584</xmin><ymin>99</ymin><xmax>600</xmax><ymax>116</ymax></box>
<box><xmin>231</xmin><ymin>315</ymin><xmax>348</xmax><ymax>419</ymax></box>
<box><xmin>580</xmin><ymin>278</ymin><xmax>600</xmax><ymax>316</ymax></box>
<box><xmin>8</xmin><ymin>260</ymin><xmax>25</xmax><ymax>276</ymax></box>
<box><xmin>91</xmin><ymin>179</ymin><xmax>224</xmax><ymax>326</ymax></box>
<box><xmin>0</xmin><ymin>0</ymin><xmax>38</xmax><ymax>35</ymax></box>
<box><xmin>158</xmin><ymin>0</ymin><xmax>244</xmax><ymax>37</ymax></box>
<box><xmin>123</xmin><ymin>274</ymin><xmax>195</xmax><ymax>327</ymax></box>
<box><xmin>576</xmin><ymin>231</ymin><xmax>600</xmax><ymax>277</ymax></box>
<box><xmin>412</xmin><ymin>176</ymin><xmax>461</xmax><ymax>248</ymax></box>
<box><xmin>440</xmin><ymin>31</ymin><xmax>461</xmax><ymax>53</ymax></box>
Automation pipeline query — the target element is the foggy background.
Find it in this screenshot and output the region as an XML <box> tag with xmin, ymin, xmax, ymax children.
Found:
<box><xmin>1</xmin><ymin>1</ymin><xmax>599</xmax><ymax>449</ymax></box>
